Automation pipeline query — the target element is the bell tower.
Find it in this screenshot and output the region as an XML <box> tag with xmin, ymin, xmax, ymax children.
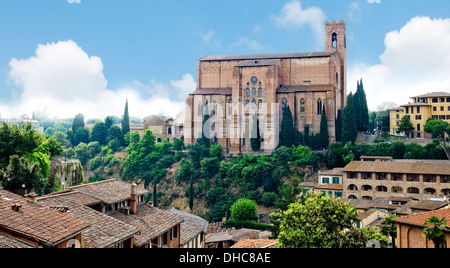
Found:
<box><xmin>325</xmin><ymin>19</ymin><xmax>347</xmax><ymax>108</ymax></box>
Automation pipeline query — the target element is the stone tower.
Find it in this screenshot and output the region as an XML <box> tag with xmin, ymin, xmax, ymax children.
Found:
<box><xmin>325</xmin><ymin>19</ymin><xmax>347</xmax><ymax>108</ymax></box>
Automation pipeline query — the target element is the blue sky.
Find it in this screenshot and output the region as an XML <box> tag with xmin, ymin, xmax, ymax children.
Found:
<box><xmin>1</xmin><ymin>0</ymin><xmax>450</xmax><ymax>119</ymax></box>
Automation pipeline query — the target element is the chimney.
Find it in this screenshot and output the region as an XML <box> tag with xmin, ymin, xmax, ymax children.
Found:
<box><xmin>130</xmin><ymin>183</ymin><xmax>137</xmax><ymax>215</ymax></box>
<box><xmin>25</xmin><ymin>193</ymin><xmax>38</xmax><ymax>203</ymax></box>
<box><xmin>11</xmin><ymin>204</ymin><xmax>23</xmax><ymax>213</ymax></box>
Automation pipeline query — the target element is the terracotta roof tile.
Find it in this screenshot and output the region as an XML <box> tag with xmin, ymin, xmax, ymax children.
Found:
<box><xmin>392</xmin><ymin>208</ymin><xmax>450</xmax><ymax>228</ymax></box>
<box><xmin>343</xmin><ymin>160</ymin><xmax>450</xmax><ymax>175</ymax></box>
<box><xmin>38</xmin><ymin>196</ymin><xmax>140</xmax><ymax>248</ymax></box>
<box><xmin>110</xmin><ymin>204</ymin><xmax>183</xmax><ymax>247</ymax></box>
<box><xmin>231</xmin><ymin>240</ymin><xmax>279</xmax><ymax>248</ymax></box>
<box><xmin>0</xmin><ymin>190</ymin><xmax>90</xmax><ymax>247</ymax></box>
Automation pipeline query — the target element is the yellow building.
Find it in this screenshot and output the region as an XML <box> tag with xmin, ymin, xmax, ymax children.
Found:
<box><xmin>390</xmin><ymin>92</ymin><xmax>450</xmax><ymax>138</ymax></box>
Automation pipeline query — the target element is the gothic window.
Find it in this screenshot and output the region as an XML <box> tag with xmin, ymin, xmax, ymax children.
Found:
<box><xmin>281</xmin><ymin>98</ymin><xmax>288</xmax><ymax>113</ymax></box>
<box><xmin>300</xmin><ymin>99</ymin><xmax>306</xmax><ymax>116</ymax></box>
<box><xmin>258</xmin><ymin>88</ymin><xmax>263</xmax><ymax>98</ymax></box>
<box><xmin>198</xmin><ymin>102</ymin><xmax>202</xmax><ymax>116</ymax></box>
<box><xmin>245</xmin><ymin>100</ymin><xmax>250</xmax><ymax>110</ymax></box>
<box><xmin>252</xmin><ymin>88</ymin><xmax>256</xmax><ymax>98</ymax></box>
<box><xmin>228</xmin><ymin>99</ymin><xmax>232</xmax><ymax>116</ymax></box>
<box><xmin>317</xmin><ymin>99</ymin><xmax>323</xmax><ymax>116</ymax></box>
<box><xmin>252</xmin><ymin>100</ymin><xmax>256</xmax><ymax>110</ymax></box>
<box><xmin>246</xmin><ymin>88</ymin><xmax>250</xmax><ymax>98</ymax></box>
<box><xmin>258</xmin><ymin>100</ymin><xmax>263</xmax><ymax>110</ymax></box>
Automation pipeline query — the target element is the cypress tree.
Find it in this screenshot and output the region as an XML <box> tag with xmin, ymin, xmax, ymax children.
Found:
<box><xmin>359</xmin><ymin>79</ymin><xmax>369</xmax><ymax>132</ymax></box>
<box><xmin>342</xmin><ymin>93</ymin><xmax>358</xmax><ymax>144</ymax></box>
<box><xmin>152</xmin><ymin>176</ymin><xmax>157</xmax><ymax>207</ymax></box>
<box><xmin>354</xmin><ymin>79</ymin><xmax>369</xmax><ymax>132</ymax></box>
<box><xmin>189</xmin><ymin>175</ymin><xmax>194</xmax><ymax>211</ymax></box>
<box><xmin>250</xmin><ymin>112</ymin><xmax>261</xmax><ymax>151</ymax></box>
<box><xmin>279</xmin><ymin>105</ymin><xmax>295</xmax><ymax>147</ymax></box>
<box><xmin>122</xmin><ymin>99</ymin><xmax>130</xmax><ymax>144</ymax></box>
<box><xmin>319</xmin><ymin>105</ymin><xmax>329</xmax><ymax>149</ymax></box>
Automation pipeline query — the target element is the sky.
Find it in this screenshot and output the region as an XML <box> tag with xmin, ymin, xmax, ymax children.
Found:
<box><xmin>1</xmin><ymin>0</ymin><xmax>450</xmax><ymax>120</ymax></box>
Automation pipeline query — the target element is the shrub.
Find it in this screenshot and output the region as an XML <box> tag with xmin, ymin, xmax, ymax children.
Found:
<box><xmin>230</xmin><ymin>198</ymin><xmax>257</xmax><ymax>221</ymax></box>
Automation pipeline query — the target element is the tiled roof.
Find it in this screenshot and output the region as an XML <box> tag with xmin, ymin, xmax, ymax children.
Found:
<box><xmin>319</xmin><ymin>168</ymin><xmax>344</xmax><ymax>176</ymax></box>
<box><xmin>411</xmin><ymin>92</ymin><xmax>450</xmax><ymax>98</ymax></box>
<box><xmin>68</xmin><ymin>179</ymin><xmax>149</xmax><ymax>205</ymax></box>
<box><xmin>0</xmin><ymin>233</ymin><xmax>35</xmax><ymax>248</ymax></box>
<box><xmin>0</xmin><ymin>190</ymin><xmax>90</xmax><ymax>247</ymax></box>
<box><xmin>190</xmin><ymin>88</ymin><xmax>232</xmax><ymax>96</ymax></box>
<box><xmin>343</xmin><ymin>160</ymin><xmax>450</xmax><ymax>175</ymax></box>
<box><xmin>236</xmin><ymin>59</ymin><xmax>280</xmax><ymax>67</ymax></box>
<box><xmin>38</xmin><ymin>191</ymin><xmax>101</xmax><ymax>206</ymax></box>
<box><xmin>277</xmin><ymin>85</ymin><xmax>332</xmax><ymax>93</ymax></box>
<box><xmin>110</xmin><ymin>204</ymin><xmax>183</xmax><ymax>247</ymax></box>
<box><xmin>392</xmin><ymin>208</ymin><xmax>450</xmax><ymax>229</ymax></box>
<box><xmin>231</xmin><ymin>239</ymin><xmax>279</xmax><ymax>249</ymax></box>
<box><xmin>200</xmin><ymin>51</ymin><xmax>333</xmax><ymax>61</ymax></box>
<box><xmin>410</xmin><ymin>200</ymin><xmax>449</xmax><ymax>211</ymax></box>
<box><xmin>38</xmin><ymin>196</ymin><xmax>140</xmax><ymax>248</ymax></box>
<box><xmin>169</xmin><ymin>208</ymin><xmax>209</xmax><ymax>246</ymax></box>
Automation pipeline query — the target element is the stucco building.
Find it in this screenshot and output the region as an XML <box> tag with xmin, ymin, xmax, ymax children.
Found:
<box><xmin>343</xmin><ymin>157</ymin><xmax>450</xmax><ymax>201</ymax></box>
<box><xmin>390</xmin><ymin>92</ymin><xmax>450</xmax><ymax>138</ymax></box>
<box><xmin>185</xmin><ymin>20</ymin><xmax>347</xmax><ymax>154</ymax></box>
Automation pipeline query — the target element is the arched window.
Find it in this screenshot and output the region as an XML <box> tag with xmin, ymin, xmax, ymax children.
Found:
<box><xmin>246</xmin><ymin>88</ymin><xmax>250</xmax><ymax>98</ymax></box>
<box><xmin>392</xmin><ymin>186</ymin><xmax>403</xmax><ymax>193</ymax></box>
<box><xmin>258</xmin><ymin>100</ymin><xmax>263</xmax><ymax>110</ymax></box>
<box><xmin>252</xmin><ymin>88</ymin><xmax>256</xmax><ymax>98</ymax></box>
<box><xmin>252</xmin><ymin>100</ymin><xmax>256</xmax><ymax>110</ymax></box>
<box><xmin>245</xmin><ymin>100</ymin><xmax>250</xmax><ymax>110</ymax></box>
<box><xmin>317</xmin><ymin>99</ymin><xmax>323</xmax><ymax>116</ymax></box>
<box><xmin>281</xmin><ymin>98</ymin><xmax>288</xmax><ymax>113</ymax></box>
<box><xmin>300</xmin><ymin>99</ymin><xmax>306</xmax><ymax>116</ymax></box>
<box><xmin>198</xmin><ymin>102</ymin><xmax>202</xmax><ymax>116</ymax></box>
<box><xmin>258</xmin><ymin>88</ymin><xmax>263</xmax><ymax>98</ymax></box>
<box><xmin>332</xmin><ymin>33</ymin><xmax>337</xmax><ymax>48</ymax></box>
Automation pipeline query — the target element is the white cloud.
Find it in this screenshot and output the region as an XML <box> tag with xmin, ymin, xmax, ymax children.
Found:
<box><xmin>230</xmin><ymin>37</ymin><xmax>264</xmax><ymax>51</ymax></box>
<box><xmin>67</xmin><ymin>0</ymin><xmax>81</xmax><ymax>4</ymax></box>
<box><xmin>3</xmin><ymin>40</ymin><xmax>192</xmax><ymax>120</ymax></box>
<box><xmin>349</xmin><ymin>16</ymin><xmax>450</xmax><ymax>111</ymax></box>
<box><xmin>271</xmin><ymin>1</ymin><xmax>326</xmax><ymax>44</ymax></box>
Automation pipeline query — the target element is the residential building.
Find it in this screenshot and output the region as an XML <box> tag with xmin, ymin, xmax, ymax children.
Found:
<box><xmin>41</xmin><ymin>179</ymin><xmax>183</xmax><ymax>248</ymax></box>
<box><xmin>300</xmin><ymin>168</ymin><xmax>344</xmax><ymax>198</ymax></box>
<box><xmin>144</xmin><ymin>113</ymin><xmax>184</xmax><ymax>143</ymax></box>
<box><xmin>393</xmin><ymin>207</ymin><xmax>450</xmax><ymax>248</ymax></box>
<box><xmin>37</xmin><ymin>193</ymin><xmax>140</xmax><ymax>248</ymax></box>
<box><xmin>185</xmin><ymin>20</ymin><xmax>347</xmax><ymax>154</ymax></box>
<box><xmin>0</xmin><ymin>190</ymin><xmax>90</xmax><ymax>248</ymax></box>
<box><xmin>390</xmin><ymin>92</ymin><xmax>450</xmax><ymax>138</ymax></box>
<box><xmin>169</xmin><ymin>207</ymin><xmax>209</xmax><ymax>248</ymax></box>
<box><xmin>343</xmin><ymin>157</ymin><xmax>450</xmax><ymax>201</ymax></box>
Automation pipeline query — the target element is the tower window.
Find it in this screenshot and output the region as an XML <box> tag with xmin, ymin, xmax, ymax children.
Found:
<box><xmin>317</xmin><ymin>99</ymin><xmax>323</xmax><ymax>116</ymax></box>
<box><xmin>332</xmin><ymin>33</ymin><xmax>337</xmax><ymax>48</ymax></box>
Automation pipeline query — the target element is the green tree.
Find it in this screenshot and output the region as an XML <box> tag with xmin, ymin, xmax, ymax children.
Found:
<box><xmin>423</xmin><ymin>216</ymin><xmax>450</xmax><ymax>248</ymax></box>
<box><xmin>390</xmin><ymin>141</ymin><xmax>406</xmax><ymax>159</ymax></box>
<box><xmin>251</xmin><ymin>113</ymin><xmax>261</xmax><ymax>152</ymax></box>
<box><xmin>272</xmin><ymin>192</ymin><xmax>379</xmax><ymax>248</ymax></box>
<box><xmin>72</xmin><ymin>113</ymin><xmax>85</xmax><ymax>131</ymax></box>
<box><xmin>91</xmin><ymin>121</ymin><xmax>108</xmax><ymax>145</ymax></box>
<box><xmin>380</xmin><ymin>215</ymin><xmax>398</xmax><ymax>248</ymax></box>
<box><xmin>107</xmin><ymin>125</ymin><xmax>123</xmax><ymax>144</ymax></box>
<box><xmin>353</xmin><ymin>79</ymin><xmax>369</xmax><ymax>132</ymax></box>
<box><xmin>319</xmin><ymin>105</ymin><xmax>329</xmax><ymax>149</ymax></box>
<box><xmin>398</xmin><ymin>115</ymin><xmax>415</xmax><ymax>137</ymax></box>
<box><xmin>121</xmin><ymin>99</ymin><xmax>130</xmax><ymax>145</ymax></box>
<box><xmin>424</xmin><ymin>119</ymin><xmax>450</xmax><ymax>159</ymax></box>
<box><xmin>230</xmin><ymin>198</ymin><xmax>257</xmax><ymax>221</ymax></box>
<box><xmin>0</xmin><ymin>155</ymin><xmax>44</xmax><ymax>196</ymax></box>
<box><xmin>341</xmin><ymin>93</ymin><xmax>358</xmax><ymax>144</ymax></box>
<box><xmin>279</xmin><ymin>105</ymin><xmax>295</xmax><ymax>147</ymax></box>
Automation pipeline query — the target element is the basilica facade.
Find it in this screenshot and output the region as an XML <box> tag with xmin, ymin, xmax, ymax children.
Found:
<box><xmin>184</xmin><ymin>20</ymin><xmax>347</xmax><ymax>154</ymax></box>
